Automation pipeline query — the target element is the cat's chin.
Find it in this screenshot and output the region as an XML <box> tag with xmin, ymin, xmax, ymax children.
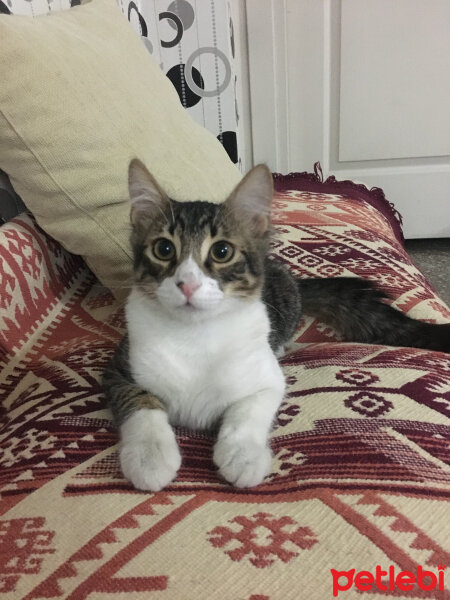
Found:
<box><xmin>162</xmin><ymin>298</ymin><xmax>239</xmax><ymax>322</ymax></box>
<box><xmin>177</xmin><ymin>303</ymin><xmax>201</xmax><ymax>315</ymax></box>
<box><xmin>170</xmin><ymin>302</ymin><xmax>221</xmax><ymax>320</ymax></box>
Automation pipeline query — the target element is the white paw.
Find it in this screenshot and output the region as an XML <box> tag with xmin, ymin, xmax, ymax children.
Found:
<box><xmin>120</xmin><ymin>410</ymin><xmax>181</xmax><ymax>492</ymax></box>
<box><xmin>213</xmin><ymin>437</ymin><xmax>272</xmax><ymax>488</ymax></box>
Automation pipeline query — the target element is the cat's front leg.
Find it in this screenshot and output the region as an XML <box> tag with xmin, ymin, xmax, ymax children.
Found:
<box><xmin>213</xmin><ymin>384</ymin><xmax>284</xmax><ymax>488</ymax></box>
<box><xmin>120</xmin><ymin>408</ymin><xmax>181</xmax><ymax>492</ymax></box>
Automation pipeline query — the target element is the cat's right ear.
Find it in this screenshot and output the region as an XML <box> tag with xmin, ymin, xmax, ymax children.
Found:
<box><xmin>128</xmin><ymin>159</ymin><xmax>169</xmax><ymax>226</ymax></box>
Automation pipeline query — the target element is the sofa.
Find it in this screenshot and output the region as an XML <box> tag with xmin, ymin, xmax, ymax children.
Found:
<box><xmin>1</xmin><ymin>169</ymin><xmax>449</xmax><ymax>599</ymax></box>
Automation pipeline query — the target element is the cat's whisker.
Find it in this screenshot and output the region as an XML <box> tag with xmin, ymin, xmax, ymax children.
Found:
<box><xmin>91</xmin><ymin>283</ymin><xmax>134</xmax><ymax>291</ymax></box>
<box><xmin>151</xmin><ymin>201</ymin><xmax>171</xmax><ymax>226</ymax></box>
<box><xmin>167</xmin><ymin>199</ymin><xmax>175</xmax><ymax>224</ymax></box>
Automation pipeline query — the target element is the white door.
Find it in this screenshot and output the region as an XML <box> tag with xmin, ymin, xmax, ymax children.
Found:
<box><xmin>245</xmin><ymin>0</ymin><xmax>450</xmax><ymax>238</ymax></box>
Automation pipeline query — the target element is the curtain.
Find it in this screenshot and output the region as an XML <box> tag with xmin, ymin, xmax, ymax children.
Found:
<box><xmin>3</xmin><ymin>0</ymin><xmax>243</xmax><ymax>169</ymax></box>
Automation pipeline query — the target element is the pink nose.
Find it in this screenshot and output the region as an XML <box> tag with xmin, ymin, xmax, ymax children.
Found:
<box><xmin>177</xmin><ymin>281</ymin><xmax>200</xmax><ymax>300</ymax></box>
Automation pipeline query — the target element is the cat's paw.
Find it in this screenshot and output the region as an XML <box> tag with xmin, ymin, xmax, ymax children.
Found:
<box><xmin>119</xmin><ymin>409</ymin><xmax>181</xmax><ymax>492</ymax></box>
<box><xmin>213</xmin><ymin>437</ymin><xmax>272</xmax><ymax>488</ymax></box>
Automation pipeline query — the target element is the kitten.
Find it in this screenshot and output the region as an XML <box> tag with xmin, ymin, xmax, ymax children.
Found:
<box><xmin>103</xmin><ymin>160</ymin><xmax>449</xmax><ymax>492</ymax></box>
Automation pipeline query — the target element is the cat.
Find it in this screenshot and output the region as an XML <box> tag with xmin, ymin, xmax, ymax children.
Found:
<box><xmin>103</xmin><ymin>160</ymin><xmax>449</xmax><ymax>492</ymax></box>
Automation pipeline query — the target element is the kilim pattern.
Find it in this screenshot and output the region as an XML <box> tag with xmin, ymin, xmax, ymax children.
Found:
<box><xmin>1</xmin><ymin>175</ymin><xmax>449</xmax><ymax>599</ymax></box>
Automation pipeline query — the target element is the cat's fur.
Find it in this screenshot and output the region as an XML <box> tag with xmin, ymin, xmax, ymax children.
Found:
<box><xmin>103</xmin><ymin>160</ymin><xmax>449</xmax><ymax>492</ymax></box>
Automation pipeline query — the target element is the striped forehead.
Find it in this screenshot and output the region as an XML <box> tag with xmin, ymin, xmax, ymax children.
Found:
<box><xmin>168</xmin><ymin>201</ymin><xmax>222</xmax><ymax>236</ymax></box>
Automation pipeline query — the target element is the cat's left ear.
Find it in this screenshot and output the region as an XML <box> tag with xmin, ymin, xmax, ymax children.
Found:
<box><xmin>128</xmin><ymin>159</ymin><xmax>170</xmax><ymax>226</ymax></box>
<box><xmin>227</xmin><ymin>164</ymin><xmax>273</xmax><ymax>236</ymax></box>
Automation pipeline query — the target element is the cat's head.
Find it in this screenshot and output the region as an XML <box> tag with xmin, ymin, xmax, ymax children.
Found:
<box><xmin>128</xmin><ymin>160</ymin><xmax>273</xmax><ymax>319</ymax></box>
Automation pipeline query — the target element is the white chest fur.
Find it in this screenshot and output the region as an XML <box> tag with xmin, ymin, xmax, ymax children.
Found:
<box><xmin>126</xmin><ymin>289</ymin><xmax>284</xmax><ymax>430</ymax></box>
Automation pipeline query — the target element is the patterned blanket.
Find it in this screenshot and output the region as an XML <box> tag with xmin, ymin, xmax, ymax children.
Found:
<box><xmin>1</xmin><ymin>173</ymin><xmax>449</xmax><ymax>599</ymax></box>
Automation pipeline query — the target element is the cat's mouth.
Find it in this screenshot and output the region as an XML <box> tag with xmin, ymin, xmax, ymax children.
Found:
<box><xmin>175</xmin><ymin>297</ymin><xmax>203</xmax><ymax>312</ymax></box>
<box><xmin>180</xmin><ymin>302</ymin><xmax>196</xmax><ymax>311</ymax></box>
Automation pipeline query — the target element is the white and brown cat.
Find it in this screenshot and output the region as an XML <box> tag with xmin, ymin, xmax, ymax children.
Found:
<box><xmin>103</xmin><ymin>160</ymin><xmax>449</xmax><ymax>492</ymax></box>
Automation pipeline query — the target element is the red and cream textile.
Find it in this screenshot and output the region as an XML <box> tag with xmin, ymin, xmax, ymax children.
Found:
<box><xmin>1</xmin><ymin>175</ymin><xmax>449</xmax><ymax>599</ymax></box>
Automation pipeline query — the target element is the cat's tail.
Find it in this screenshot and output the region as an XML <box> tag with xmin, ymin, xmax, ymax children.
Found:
<box><xmin>297</xmin><ymin>277</ymin><xmax>450</xmax><ymax>353</ymax></box>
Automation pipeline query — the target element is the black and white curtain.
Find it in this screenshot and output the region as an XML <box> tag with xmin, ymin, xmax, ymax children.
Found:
<box><xmin>1</xmin><ymin>0</ymin><xmax>243</xmax><ymax>169</ymax></box>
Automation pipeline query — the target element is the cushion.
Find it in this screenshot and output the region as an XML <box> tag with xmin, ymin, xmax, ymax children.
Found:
<box><xmin>0</xmin><ymin>0</ymin><xmax>241</xmax><ymax>299</ymax></box>
<box><xmin>1</xmin><ymin>174</ymin><xmax>449</xmax><ymax>599</ymax></box>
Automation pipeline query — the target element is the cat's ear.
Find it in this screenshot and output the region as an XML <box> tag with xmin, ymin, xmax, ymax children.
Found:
<box><xmin>128</xmin><ymin>159</ymin><xmax>169</xmax><ymax>226</ymax></box>
<box><xmin>227</xmin><ymin>164</ymin><xmax>273</xmax><ymax>236</ymax></box>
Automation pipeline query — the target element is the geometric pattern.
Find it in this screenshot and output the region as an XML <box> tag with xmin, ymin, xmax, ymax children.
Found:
<box><xmin>1</xmin><ymin>171</ymin><xmax>449</xmax><ymax>599</ymax></box>
<box><xmin>208</xmin><ymin>512</ymin><xmax>319</xmax><ymax>567</ymax></box>
<box><xmin>0</xmin><ymin>518</ymin><xmax>55</xmax><ymax>594</ymax></box>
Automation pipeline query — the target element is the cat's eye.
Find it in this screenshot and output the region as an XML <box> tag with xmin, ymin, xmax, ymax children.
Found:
<box><xmin>152</xmin><ymin>238</ymin><xmax>176</xmax><ymax>261</ymax></box>
<box><xmin>210</xmin><ymin>240</ymin><xmax>235</xmax><ymax>263</ymax></box>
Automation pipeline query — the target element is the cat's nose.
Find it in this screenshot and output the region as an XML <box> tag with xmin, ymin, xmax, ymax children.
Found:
<box><xmin>177</xmin><ymin>281</ymin><xmax>200</xmax><ymax>300</ymax></box>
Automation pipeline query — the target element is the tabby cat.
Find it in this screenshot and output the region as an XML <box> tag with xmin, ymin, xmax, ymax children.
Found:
<box><xmin>103</xmin><ymin>160</ymin><xmax>449</xmax><ymax>492</ymax></box>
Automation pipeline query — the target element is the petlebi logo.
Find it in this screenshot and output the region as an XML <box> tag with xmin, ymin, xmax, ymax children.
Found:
<box><xmin>330</xmin><ymin>564</ymin><xmax>446</xmax><ymax>597</ymax></box>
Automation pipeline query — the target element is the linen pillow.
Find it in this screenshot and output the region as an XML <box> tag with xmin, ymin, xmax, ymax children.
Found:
<box><xmin>0</xmin><ymin>0</ymin><xmax>241</xmax><ymax>297</ymax></box>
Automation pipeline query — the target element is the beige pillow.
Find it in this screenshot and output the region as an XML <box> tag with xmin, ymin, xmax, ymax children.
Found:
<box><xmin>0</xmin><ymin>0</ymin><xmax>241</xmax><ymax>297</ymax></box>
